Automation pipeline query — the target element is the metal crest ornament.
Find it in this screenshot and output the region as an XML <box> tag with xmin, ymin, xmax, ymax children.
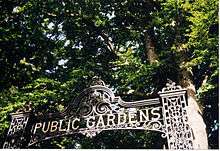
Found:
<box><xmin>3</xmin><ymin>79</ymin><xmax>194</xmax><ymax>149</ymax></box>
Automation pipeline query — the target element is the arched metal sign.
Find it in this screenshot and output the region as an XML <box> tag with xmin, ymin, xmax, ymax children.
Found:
<box><xmin>3</xmin><ymin>80</ymin><xmax>194</xmax><ymax>149</ymax></box>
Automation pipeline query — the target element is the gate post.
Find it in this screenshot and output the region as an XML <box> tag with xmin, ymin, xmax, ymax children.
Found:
<box><xmin>158</xmin><ymin>81</ymin><xmax>194</xmax><ymax>149</ymax></box>
<box><xmin>3</xmin><ymin>111</ymin><xmax>31</xmax><ymax>148</ymax></box>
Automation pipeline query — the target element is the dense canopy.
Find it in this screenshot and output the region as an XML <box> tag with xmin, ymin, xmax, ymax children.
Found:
<box><xmin>0</xmin><ymin>0</ymin><xmax>218</xmax><ymax>149</ymax></box>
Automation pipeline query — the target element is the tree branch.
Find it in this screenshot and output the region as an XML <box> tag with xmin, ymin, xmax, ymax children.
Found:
<box><xmin>100</xmin><ymin>31</ymin><xmax>115</xmax><ymax>53</ymax></box>
<box><xmin>144</xmin><ymin>30</ymin><xmax>158</xmax><ymax>64</ymax></box>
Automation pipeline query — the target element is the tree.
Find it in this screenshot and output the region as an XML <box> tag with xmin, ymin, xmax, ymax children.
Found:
<box><xmin>0</xmin><ymin>0</ymin><xmax>218</xmax><ymax>149</ymax></box>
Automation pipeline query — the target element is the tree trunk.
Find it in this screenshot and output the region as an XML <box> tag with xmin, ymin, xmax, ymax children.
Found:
<box><xmin>174</xmin><ymin>6</ymin><xmax>208</xmax><ymax>147</ymax></box>
<box><xmin>144</xmin><ymin>31</ymin><xmax>158</xmax><ymax>64</ymax></box>
<box><xmin>179</xmin><ymin>69</ymin><xmax>208</xmax><ymax>149</ymax></box>
<box><xmin>144</xmin><ymin>29</ymin><xmax>208</xmax><ymax>149</ymax></box>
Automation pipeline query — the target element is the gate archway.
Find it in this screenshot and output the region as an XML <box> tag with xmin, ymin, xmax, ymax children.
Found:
<box><xmin>3</xmin><ymin>79</ymin><xmax>194</xmax><ymax>149</ymax></box>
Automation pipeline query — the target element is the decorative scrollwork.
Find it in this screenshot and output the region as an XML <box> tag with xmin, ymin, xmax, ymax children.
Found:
<box><xmin>160</xmin><ymin>81</ymin><xmax>182</xmax><ymax>93</ymax></box>
<box><xmin>77</xmin><ymin>88</ymin><xmax>113</xmax><ymax>117</ymax></box>
<box><xmin>3</xmin><ymin>112</ymin><xmax>31</xmax><ymax>148</ymax></box>
<box><xmin>15</xmin><ymin>102</ymin><xmax>32</xmax><ymax>114</ymax></box>
<box><xmin>95</xmin><ymin>102</ymin><xmax>111</xmax><ymax>115</ymax></box>
<box><xmin>7</xmin><ymin>114</ymin><xmax>30</xmax><ymax>135</ymax></box>
<box><xmin>79</xmin><ymin>129</ymin><xmax>102</xmax><ymax>138</ymax></box>
<box><xmin>79</xmin><ymin>104</ymin><xmax>93</xmax><ymax>117</ymax></box>
<box><xmin>143</xmin><ymin>120</ymin><xmax>164</xmax><ymax>132</ymax></box>
<box><xmin>3</xmin><ymin>79</ymin><xmax>195</xmax><ymax>150</ymax></box>
<box><xmin>89</xmin><ymin>77</ymin><xmax>106</xmax><ymax>86</ymax></box>
<box><xmin>159</xmin><ymin>87</ymin><xmax>194</xmax><ymax>149</ymax></box>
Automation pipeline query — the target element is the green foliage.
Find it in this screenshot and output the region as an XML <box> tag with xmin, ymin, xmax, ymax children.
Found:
<box><xmin>113</xmin><ymin>48</ymin><xmax>162</xmax><ymax>96</ymax></box>
<box><xmin>0</xmin><ymin>0</ymin><xmax>218</xmax><ymax>149</ymax></box>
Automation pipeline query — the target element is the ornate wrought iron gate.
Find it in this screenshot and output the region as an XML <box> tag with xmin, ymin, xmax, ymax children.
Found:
<box><xmin>3</xmin><ymin>80</ymin><xmax>194</xmax><ymax>149</ymax></box>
